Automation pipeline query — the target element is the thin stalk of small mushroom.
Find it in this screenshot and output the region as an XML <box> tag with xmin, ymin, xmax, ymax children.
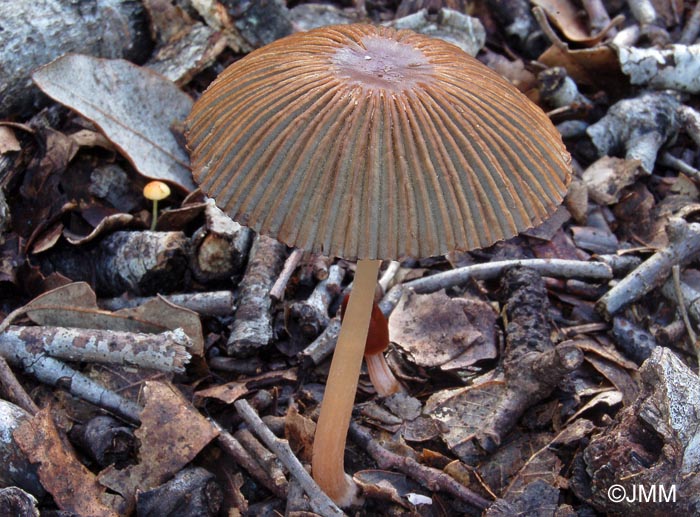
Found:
<box><xmin>312</xmin><ymin>258</ymin><xmax>381</xmax><ymax>507</ymax></box>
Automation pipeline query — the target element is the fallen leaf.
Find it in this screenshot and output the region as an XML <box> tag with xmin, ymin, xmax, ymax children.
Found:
<box><xmin>32</xmin><ymin>54</ymin><xmax>194</xmax><ymax>191</ymax></box>
<box><xmin>0</xmin><ymin>125</ymin><xmax>21</xmax><ymax>153</ymax></box>
<box><xmin>13</xmin><ymin>407</ymin><xmax>119</xmax><ymax>516</ymax></box>
<box><xmin>98</xmin><ymin>381</ymin><xmax>219</xmax><ymax>511</ymax></box>
<box><xmin>389</xmin><ymin>290</ymin><xmax>497</xmax><ymax>369</ymax></box>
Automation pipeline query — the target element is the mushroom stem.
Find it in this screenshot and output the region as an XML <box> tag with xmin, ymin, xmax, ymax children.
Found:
<box><xmin>365</xmin><ymin>352</ymin><xmax>401</xmax><ymax>397</ymax></box>
<box><xmin>312</xmin><ymin>258</ymin><xmax>381</xmax><ymax>506</ymax></box>
<box><xmin>150</xmin><ymin>199</ymin><xmax>159</xmax><ymax>231</ymax></box>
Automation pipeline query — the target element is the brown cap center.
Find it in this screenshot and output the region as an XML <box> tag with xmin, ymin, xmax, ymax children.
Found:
<box><xmin>330</xmin><ymin>35</ymin><xmax>434</xmax><ymax>91</ymax></box>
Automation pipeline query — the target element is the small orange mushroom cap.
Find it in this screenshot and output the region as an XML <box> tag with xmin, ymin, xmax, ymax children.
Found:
<box><xmin>143</xmin><ymin>180</ymin><xmax>171</xmax><ymax>201</ymax></box>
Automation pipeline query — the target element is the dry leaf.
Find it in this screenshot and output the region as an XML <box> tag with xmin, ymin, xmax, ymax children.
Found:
<box><xmin>284</xmin><ymin>405</ymin><xmax>316</xmax><ymax>462</ymax></box>
<box><xmin>582</xmin><ymin>156</ymin><xmax>643</xmax><ymax>205</ymax></box>
<box><xmin>0</xmin><ymin>125</ymin><xmax>21</xmax><ymax>153</ymax></box>
<box><xmin>98</xmin><ymin>381</ymin><xmax>219</xmax><ymax>510</ymax></box>
<box><xmin>424</xmin><ymin>380</ymin><xmax>505</xmax><ymax>455</ymax></box>
<box><xmin>32</xmin><ymin>54</ymin><xmax>194</xmax><ymax>191</ymax></box>
<box><xmin>389</xmin><ymin>290</ymin><xmax>497</xmax><ymax>369</ymax></box>
<box><xmin>13</xmin><ymin>407</ymin><xmax>119</xmax><ymax>517</ymax></box>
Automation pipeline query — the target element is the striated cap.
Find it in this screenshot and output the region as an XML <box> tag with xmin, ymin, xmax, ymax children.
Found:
<box><xmin>186</xmin><ymin>24</ymin><xmax>571</xmax><ymax>260</ymax></box>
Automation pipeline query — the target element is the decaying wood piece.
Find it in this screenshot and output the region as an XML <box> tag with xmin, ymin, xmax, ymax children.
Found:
<box><xmin>573</xmin><ymin>347</ymin><xmax>700</xmax><ymax>515</ymax></box>
<box><xmin>538</xmin><ymin>66</ymin><xmax>593</xmax><ymax>110</ymax></box>
<box><xmin>135</xmin><ymin>467</ymin><xmax>222</xmax><ymax>517</ymax></box>
<box><xmin>0</xmin><ymin>0</ymin><xmax>151</xmax><ymax>118</ymax></box>
<box><xmin>471</xmin><ymin>268</ymin><xmax>583</xmax><ymax>455</ymax></box>
<box><xmin>69</xmin><ymin>415</ymin><xmax>137</xmax><ymax>470</ymax></box>
<box><xmin>349</xmin><ymin>422</ymin><xmax>491</xmax><ymax>510</ymax></box>
<box><xmin>227</xmin><ymin>235</ymin><xmax>287</xmax><ymax>356</ymax></box>
<box><xmin>1</xmin><ymin>325</ymin><xmax>190</xmax><ymax>373</ymax></box>
<box><xmin>405</xmin><ymin>258</ymin><xmax>612</xmax><ymax>294</ymax></box>
<box><xmin>597</xmin><ymin>218</ymin><xmax>700</xmax><ymax>318</ymax></box>
<box><xmin>611</xmin><ymin>316</ymin><xmax>658</xmax><ymax>365</ymax></box>
<box><xmin>0</xmin><ymin>330</ymin><xmax>141</xmax><ymax>423</ymax></box>
<box><xmin>617</xmin><ymin>44</ymin><xmax>700</xmax><ymax>94</ymax></box>
<box><xmin>189</xmin><ymin>200</ymin><xmax>253</xmax><ymax>283</ymax></box>
<box><xmin>96</xmin><ymin>231</ymin><xmax>190</xmax><ymax>296</ymax></box>
<box><xmin>98</xmin><ymin>290</ymin><xmax>235</xmax><ymax>317</ymax></box>
<box><xmin>586</xmin><ymin>91</ymin><xmax>681</xmax><ymax>175</ymax></box>
<box><xmin>233</xmin><ymin>399</ymin><xmax>345</xmax><ymax>517</ymax></box>
<box><xmin>0</xmin><ymin>400</ymin><xmax>45</xmax><ymax>499</ymax></box>
<box><xmin>0</xmin><ymin>487</ymin><xmax>39</xmax><ymax>517</ymax></box>
<box><xmin>288</xmin><ymin>264</ymin><xmax>345</xmax><ymax>340</ymax></box>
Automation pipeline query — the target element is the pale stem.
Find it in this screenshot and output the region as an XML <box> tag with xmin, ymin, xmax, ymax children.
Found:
<box><xmin>312</xmin><ymin>258</ymin><xmax>381</xmax><ymax>506</ymax></box>
<box><xmin>150</xmin><ymin>199</ymin><xmax>159</xmax><ymax>231</ymax></box>
<box><xmin>365</xmin><ymin>352</ymin><xmax>401</xmax><ymax>397</ymax></box>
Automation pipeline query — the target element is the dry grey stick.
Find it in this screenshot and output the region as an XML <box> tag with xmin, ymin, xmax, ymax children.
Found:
<box><xmin>597</xmin><ymin>218</ymin><xmax>700</xmax><ymax>318</ymax></box>
<box><xmin>227</xmin><ymin>235</ymin><xmax>287</xmax><ymax>356</ymax></box>
<box><xmin>298</xmin><ymin>317</ymin><xmax>342</xmax><ymax>367</ymax></box>
<box><xmin>1</xmin><ymin>325</ymin><xmax>190</xmax><ymax>373</ymax></box>
<box><xmin>378</xmin><ymin>260</ymin><xmax>400</xmax><ymax>294</ymax></box>
<box><xmin>270</xmin><ymin>248</ymin><xmax>303</xmax><ymax>302</ymax></box>
<box><xmin>214</xmin><ymin>424</ymin><xmax>288</xmax><ymax>500</ymax></box>
<box><xmin>0</xmin><ymin>331</ymin><xmax>141</xmax><ymax>423</ymax></box>
<box><xmin>234</xmin><ymin>428</ymin><xmax>288</xmax><ymax>494</ymax></box>
<box><xmin>98</xmin><ymin>290</ymin><xmax>235</xmax><ymax>317</ymax></box>
<box><xmin>404</xmin><ymin>259</ymin><xmax>612</xmax><ymax>294</ymax></box>
<box><xmin>348</xmin><ymin>422</ymin><xmax>490</xmax><ymax>510</ymax></box>
<box><xmin>233</xmin><ymin>399</ymin><xmax>345</xmax><ymax>517</ymax></box>
<box><xmin>289</xmin><ymin>264</ymin><xmax>345</xmax><ymax>339</ymax></box>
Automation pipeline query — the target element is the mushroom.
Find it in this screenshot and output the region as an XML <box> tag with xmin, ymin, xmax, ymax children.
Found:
<box><xmin>186</xmin><ymin>24</ymin><xmax>571</xmax><ymax>507</ymax></box>
<box><xmin>340</xmin><ymin>293</ymin><xmax>401</xmax><ymax>397</ymax></box>
<box><xmin>143</xmin><ymin>180</ymin><xmax>171</xmax><ymax>231</ymax></box>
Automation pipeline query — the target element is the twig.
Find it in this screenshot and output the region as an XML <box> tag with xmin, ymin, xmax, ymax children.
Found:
<box><xmin>98</xmin><ymin>290</ymin><xmax>235</xmax><ymax>317</ymax></box>
<box><xmin>378</xmin><ymin>260</ymin><xmax>400</xmax><ymax>294</ymax></box>
<box><xmin>348</xmin><ymin>422</ymin><xmax>490</xmax><ymax>510</ymax></box>
<box><xmin>0</xmin><ymin>356</ymin><xmax>39</xmax><ymax>415</ymax></box>
<box><xmin>233</xmin><ymin>398</ymin><xmax>345</xmax><ymax>517</ymax></box>
<box><xmin>404</xmin><ymin>259</ymin><xmax>612</xmax><ymax>294</ymax></box>
<box><xmin>597</xmin><ymin>218</ymin><xmax>700</xmax><ymax>318</ymax></box>
<box><xmin>270</xmin><ymin>248</ymin><xmax>303</xmax><ymax>302</ymax></box>
<box><xmin>672</xmin><ymin>265</ymin><xmax>697</xmax><ymax>345</ymax></box>
<box><xmin>1</xmin><ymin>325</ymin><xmax>191</xmax><ymax>373</ymax></box>
<box><xmin>214</xmin><ymin>423</ymin><xmax>287</xmax><ymax>499</ymax></box>
<box><xmin>289</xmin><ymin>264</ymin><xmax>345</xmax><ymax>339</ymax></box>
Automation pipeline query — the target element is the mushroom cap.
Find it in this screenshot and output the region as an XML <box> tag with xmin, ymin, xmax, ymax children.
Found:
<box><xmin>143</xmin><ymin>180</ymin><xmax>171</xmax><ymax>201</ymax></box>
<box><xmin>186</xmin><ymin>24</ymin><xmax>571</xmax><ymax>260</ymax></box>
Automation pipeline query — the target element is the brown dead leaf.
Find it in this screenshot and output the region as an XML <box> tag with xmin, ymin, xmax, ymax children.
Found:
<box><xmin>424</xmin><ymin>380</ymin><xmax>505</xmax><ymax>456</ymax></box>
<box><xmin>533</xmin><ymin>0</ymin><xmax>621</xmax><ymax>45</ymax></box>
<box><xmin>0</xmin><ymin>125</ymin><xmax>21</xmax><ymax>153</ymax></box>
<box><xmin>582</xmin><ymin>156</ymin><xmax>643</xmax><ymax>205</ymax></box>
<box><xmin>13</xmin><ymin>407</ymin><xmax>119</xmax><ymax>517</ymax></box>
<box><xmin>284</xmin><ymin>405</ymin><xmax>316</xmax><ymax>463</ymax></box>
<box><xmin>32</xmin><ymin>54</ymin><xmax>194</xmax><ymax>191</ymax></box>
<box><xmin>389</xmin><ymin>290</ymin><xmax>497</xmax><ymax>370</ymax></box>
<box><xmin>98</xmin><ymin>381</ymin><xmax>219</xmax><ymax>510</ymax></box>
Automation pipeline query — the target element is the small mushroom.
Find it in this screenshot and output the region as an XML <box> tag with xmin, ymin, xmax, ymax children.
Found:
<box><xmin>340</xmin><ymin>293</ymin><xmax>401</xmax><ymax>397</ymax></box>
<box><xmin>186</xmin><ymin>24</ymin><xmax>571</xmax><ymax>506</ymax></box>
<box><xmin>143</xmin><ymin>180</ymin><xmax>171</xmax><ymax>231</ymax></box>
